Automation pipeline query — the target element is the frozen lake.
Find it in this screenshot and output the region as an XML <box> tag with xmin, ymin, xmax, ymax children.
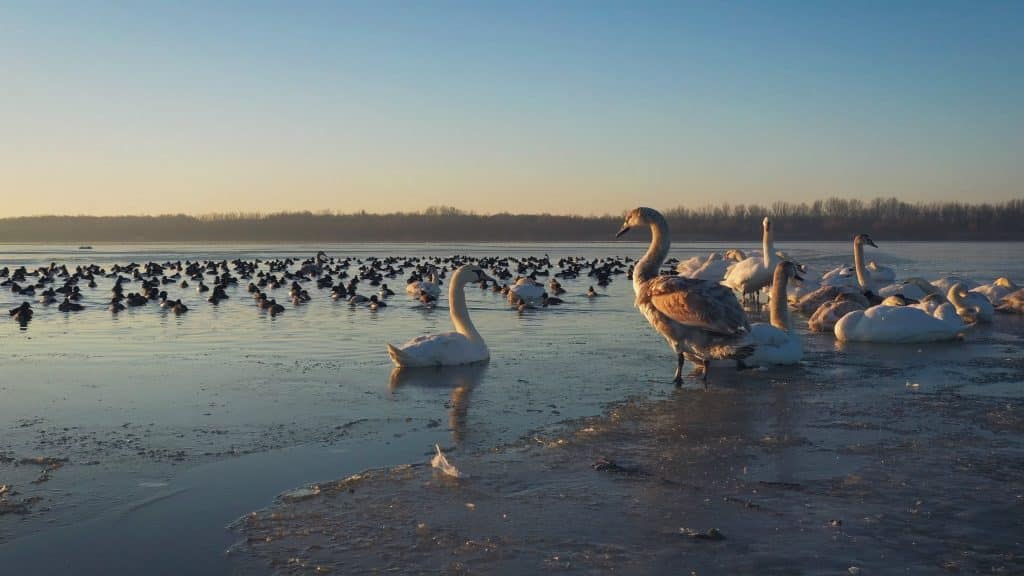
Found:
<box><xmin>1</xmin><ymin>241</ymin><xmax>1022</xmax><ymax>574</ymax></box>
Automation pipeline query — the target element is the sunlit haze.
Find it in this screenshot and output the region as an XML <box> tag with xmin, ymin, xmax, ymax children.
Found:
<box><xmin>2</xmin><ymin>1</ymin><xmax>1021</xmax><ymax>217</ymax></box>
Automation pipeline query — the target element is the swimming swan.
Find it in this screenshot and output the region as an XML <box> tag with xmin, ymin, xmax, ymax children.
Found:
<box><xmin>616</xmin><ymin>207</ymin><xmax>751</xmax><ymax>384</ymax></box>
<box><xmin>387</xmin><ymin>265</ymin><xmax>493</xmax><ymax>367</ymax></box>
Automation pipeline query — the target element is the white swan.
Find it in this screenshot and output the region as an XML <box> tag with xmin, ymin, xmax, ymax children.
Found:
<box><xmin>835</xmin><ymin>300</ymin><xmax>964</xmax><ymax>343</ymax></box>
<box><xmin>996</xmin><ymin>288</ymin><xmax>1024</xmax><ymax>314</ymax></box>
<box><xmin>406</xmin><ymin>268</ymin><xmax>441</xmax><ymax>298</ymax></box>
<box><xmin>796</xmin><ymin>233</ymin><xmax>876</xmax><ymax>315</ymax></box>
<box><xmin>507</xmin><ymin>277</ymin><xmax>544</xmax><ymax>306</ymax></box>
<box><xmin>877</xmin><ymin>277</ymin><xmax>940</xmax><ymax>301</ymax></box>
<box><xmin>387</xmin><ymin>265</ymin><xmax>492</xmax><ymax>367</ymax></box>
<box><xmin>723</xmin><ymin>217</ymin><xmax>777</xmax><ymax>304</ymax></box>
<box><xmin>741</xmin><ymin>261</ymin><xmax>803</xmax><ymax>367</ymax></box>
<box><xmin>947</xmin><ymin>282</ymin><xmax>993</xmax><ymax>323</ymax></box>
<box><xmin>931</xmin><ymin>275</ymin><xmax>980</xmax><ymax>294</ymax></box>
<box><xmin>971</xmin><ymin>277</ymin><xmax>1018</xmax><ymax>305</ymax></box>
<box><xmin>676</xmin><ymin>252</ymin><xmax>730</xmax><ymax>281</ymax></box>
<box><xmin>616</xmin><ymin>207</ymin><xmax>751</xmax><ymax>384</ymax></box>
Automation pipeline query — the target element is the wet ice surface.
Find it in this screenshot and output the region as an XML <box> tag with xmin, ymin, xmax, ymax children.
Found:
<box><xmin>1</xmin><ymin>242</ymin><xmax>1022</xmax><ymax>574</ymax></box>
<box><xmin>232</xmin><ymin>328</ymin><xmax>1024</xmax><ymax>575</ymax></box>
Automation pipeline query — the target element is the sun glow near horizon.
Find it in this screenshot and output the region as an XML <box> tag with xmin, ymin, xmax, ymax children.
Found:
<box><xmin>1</xmin><ymin>1</ymin><xmax>1021</xmax><ymax>219</ymax></box>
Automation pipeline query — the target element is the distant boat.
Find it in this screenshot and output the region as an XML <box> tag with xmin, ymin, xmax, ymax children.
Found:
<box><xmin>78</xmin><ymin>246</ymin><xmax>93</xmax><ymax>250</ymax></box>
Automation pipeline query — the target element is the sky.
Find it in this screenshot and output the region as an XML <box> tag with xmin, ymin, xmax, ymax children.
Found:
<box><xmin>1</xmin><ymin>1</ymin><xmax>1022</xmax><ymax>217</ymax></box>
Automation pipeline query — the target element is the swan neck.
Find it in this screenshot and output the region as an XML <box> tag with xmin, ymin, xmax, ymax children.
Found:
<box><xmin>634</xmin><ymin>214</ymin><xmax>670</xmax><ymax>293</ymax></box>
<box><xmin>853</xmin><ymin>240</ymin><xmax>870</xmax><ymax>291</ymax></box>
<box><xmin>946</xmin><ymin>286</ymin><xmax>965</xmax><ymax>308</ymax></box>
<box><xmin>769</xmin><ymin>267</ymin><xmax>790</xmax><ymax>331</ymax></box>
<box><xmin>762</xmin><ymin>225</ymin><xmax>773</xmax><ymax>267</ymax></box>
<box><xmin>449</xmin><ymin>273</ymin><xmax>482</xmax><ymax>342</ymax></box>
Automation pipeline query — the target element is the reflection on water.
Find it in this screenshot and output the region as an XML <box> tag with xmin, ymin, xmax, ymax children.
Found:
<box><xmin>1</xmin><ymin>241</ymin><xmax>1023</xmax><ymax>574</ymax></box>
<box><xmin>389</xmin><ymin>365</ymin><xmax>488</xmax><ymax>444</ymax></box>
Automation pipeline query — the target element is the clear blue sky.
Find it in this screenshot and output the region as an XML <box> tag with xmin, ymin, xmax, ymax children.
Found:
<box><xmin>1</xmin><ymin>1</ymin><xmax>1021</xmax><ymax>216</ymax></box>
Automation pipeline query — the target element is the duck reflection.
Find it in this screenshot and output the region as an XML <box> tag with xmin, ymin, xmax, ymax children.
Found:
<box><xmin>389</xmin><ymin>364</ymin><xmax>488</xmax><ymax>444</ymax></box>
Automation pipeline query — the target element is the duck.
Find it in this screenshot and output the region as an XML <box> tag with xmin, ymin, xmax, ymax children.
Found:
<box><xmin>58</xmin><ymin>297</ymin><xmax>84</xmax><ymax>312</ymax></box>
<box><xmin>387</xmin><ymin>265</ymin><xmax>493</xmax><ymax>367</ymax></box>
<box><xmin>541</xmin><ymin>293</ymin><xmax>564</xmax><ymax>307</ymax></box>
<box><xmin>616</xmin><ymin>207</ymin><xmax>751</xmax><ymax>384</ymax></box>
<box><xmin>9</xmin><ymin>302</ymin><xmax>33</xmax><ymax>323</ymax></box>
<box><xmin>368</xmin><ymin>295</ymin><xmax>387</xmax><ymax>310</ymax></box>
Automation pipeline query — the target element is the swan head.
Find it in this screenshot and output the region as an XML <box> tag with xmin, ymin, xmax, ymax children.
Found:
<box><xmin>994</xmin><ymin>277</ymin><xmax>1016</xmax><ymax>288</ymax></box>
<box><xmin>455</xmin><ymin>264</ymin><xmax>494</xmax><ymax>285</ymax></box>
<box><xmin>762</xmin><ymin>216</ymin><xmax>771</xmax><ymax>231</ymax></box>
<box><xmin>854</xmin><ymin>233</ymin><xmax>877</xmax><ymax>248</ymax></box>
<box><xmin>615</xmin><ymin>207</ymin><xmax>660</xmax><ymax>238</ymax></box>
<box><xmin>777</xmin><ymin>260</ymin><xmax>804</xmax><ymax>282</ymax></box>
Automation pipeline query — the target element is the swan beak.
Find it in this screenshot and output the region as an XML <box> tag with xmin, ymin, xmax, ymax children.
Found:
<box><xmin>866</xmin><ymin>239</ymin><xmax>878</xmax><ymax>248</ymax></box>
<box><xmin>615</xmin><ymin>226</ymin><xmax>631</xmax><ymax>238</ymax></box>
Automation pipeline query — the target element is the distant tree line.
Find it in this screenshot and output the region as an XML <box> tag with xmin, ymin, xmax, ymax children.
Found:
<box><xmin>1</xmin><ymin>198</ymin><xmax>1021</xmax><ymax>243</ymax></box>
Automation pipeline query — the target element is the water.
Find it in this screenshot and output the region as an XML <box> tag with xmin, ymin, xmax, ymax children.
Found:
<box><xmin>1</xmin><ymin>241</ymin><xmax>1022</xmax><ymax>574</ymax></box>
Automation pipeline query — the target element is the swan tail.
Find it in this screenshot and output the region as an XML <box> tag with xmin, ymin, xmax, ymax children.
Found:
<box><xmin>386</xmin><ymin>343</ymin><xmax>417</xmax><ymax>367</ymax></box>
<box><xmin>708</xmin><ymin>343</ymin><xmax>755</xmax><ymax>361</ymax></box>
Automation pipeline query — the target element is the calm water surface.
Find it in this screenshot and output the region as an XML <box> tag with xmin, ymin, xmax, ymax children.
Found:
<box><xmin>1</xmin><ymin>241</ymin><xmax>1022</xmax><ymax>574</ymax></box>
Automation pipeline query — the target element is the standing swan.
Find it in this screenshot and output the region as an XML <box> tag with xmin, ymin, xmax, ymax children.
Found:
<box><xmin>616</xmin><ymin>207</ymin><xmax>751</xmax><ymax>384</ymax></box>
<box><xmin>723</xmin><ymin>217</ymin><xmax>777</xmax><ymax>305</ymax></box>
<box><xmin>387</xmin><ymin>265</ymin><xmax>493</xmax><ymax>367</ymax></box>
<box><xmin>742</xmin><ymin>261</ymin><xmax>804</xmax><ymax>367</ymax></box>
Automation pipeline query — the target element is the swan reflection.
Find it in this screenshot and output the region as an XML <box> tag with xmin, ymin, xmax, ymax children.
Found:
<box><xmin>389</xmin><ymin>364</ymin><xmax>488</xmax><ymax>444</ymax></box>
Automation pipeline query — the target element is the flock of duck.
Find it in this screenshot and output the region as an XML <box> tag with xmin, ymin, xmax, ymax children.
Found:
<box><xmin>5</xmin><ymin>205</ymin><xmax>1023</xmax><ymax>384</ymax></box>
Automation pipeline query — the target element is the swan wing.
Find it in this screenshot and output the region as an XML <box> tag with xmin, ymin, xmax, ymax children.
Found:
<box><xmin>388</xmin><ymin>332</ymin><xmax>486</xmax><ymax>367</ymax></box>
<box><xmin>643</xmin><ymin>276</ymin><xmax>749</xmax><ymax>336</ymax></box>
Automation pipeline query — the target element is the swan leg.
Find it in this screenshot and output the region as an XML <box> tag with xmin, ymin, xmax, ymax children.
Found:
<box><xmin>673</xmin><ymin>353</ymin><xmax>685</xmax><ymax>386</ymax></box>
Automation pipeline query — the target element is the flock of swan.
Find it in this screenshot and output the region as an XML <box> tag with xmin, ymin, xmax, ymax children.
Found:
<box><xmin>4</xmin><ymin>206</ymin><xmax>1023</xmax><ymax>384</ymax></box>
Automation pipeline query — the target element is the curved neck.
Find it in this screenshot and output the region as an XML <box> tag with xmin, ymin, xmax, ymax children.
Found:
<box><xmin>449</xmin><ymin>272</ymin><xmax>482</xmax><ymax>342</ymax></box>
<box><xmin>633</xmin><ymin>214</ymin><xmax>670</xmax><ymax>294</ymax></box>
<box><xmin>769</xmin><ymin>266</ymin><xmax>791</xmax><ymax>331</ymax></box>
<box><xmin>762</xmin><ymin>225</ymin><xmax>773</xmax><ymax>267</ymax></box>
<box><xmin>946</xmin><ymin>285</ymin><xmax>966</xmax><ymax>309</ymax></box>
<box><xmin>853</xmin><ymin>240</ymin><xmax>870</xmax><ymax>291</ymax></box>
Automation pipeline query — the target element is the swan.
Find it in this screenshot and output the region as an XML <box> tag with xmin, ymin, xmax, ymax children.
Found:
<box><xmin>947</xmin><ymin>283</ymin><xmax>993</xmax><ymax>323</ymax></box>
<box><xmin>676</xmin><ymin>253</ymin><xmax>730</xmax><ymax>281</ymax></box>
<box><xmin>723</xmin><ymin>217</ymin><xmax>777</xmax><ymax>304</ymax></box>
<box><xmin>406</xmin><ymin>268</ymin><xmax>441</xmax><ymax>299</ymax></box>
<box><xmin>796</xmin><ymin>234</ymin><xmax>876</xmax><ymax>315</ymax></box>
<box><xmin>971</xmin><ymin>277</ymin><xmax>1018</xmax><ymax>305</ymax></box>
<box><xmin>877</xmin><ymin>277</ymin><xmax>940</xmax><ymax>301</ymax></box>
<box><xmin>740</xmin><ymin>261</ymin><xmax>803</xmax><ymax>367</ymax></box>
<box><xmin>616</xmin><ymin>207</ymin><xmax>751</xmax><ymax>384</ymax></box>
<box><xmin>507</xmin><ymin>277</ymin><xmax>544</xmax><ymax>306</ymax></box>
<box><xmin>387</xmin><ymin>264</ymin><xmax>493</xmax><ymax>367</ymax></box>
<box><xmin>807</xmin><ymin>295</ymin><xmax>867</xmax><ymax>333</ymax></box>
<box><xmin>835</xmin><ymin>300</ymin><xmax>964</xmax><ymax>343</ymax></box>
<box><xmin>931</xmin><ymin>275</ymin><xmax>980</xmax><ymax>294</ymax></box>
<box><xmin>996</xmin><ymin>288</ymin><xmax>1024</xmax><ymax>314</ymax></box>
